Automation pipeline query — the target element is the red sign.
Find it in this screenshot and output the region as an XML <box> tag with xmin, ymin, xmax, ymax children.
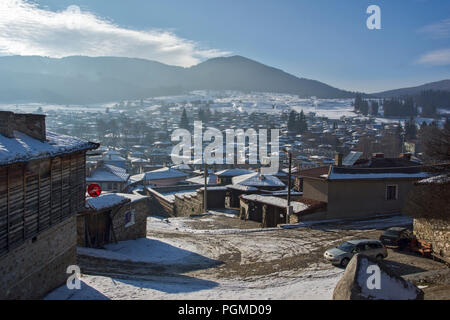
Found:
<box><xmin>87</xmin><ymin>184</ymin><xmax>102</xmax><ymax>197</ymax></box>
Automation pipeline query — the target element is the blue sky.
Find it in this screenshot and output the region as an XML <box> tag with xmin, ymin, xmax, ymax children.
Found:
<box><xmin>1</xmin><ymin>0</ymin><xmax>450</xmax><ymax>93</ymax></box>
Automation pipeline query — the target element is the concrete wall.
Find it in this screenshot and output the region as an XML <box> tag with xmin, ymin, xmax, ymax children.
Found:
<box><xmin>302</xmin><ymin>178</ymin><xmax>329</xmax><ymax>203</ymax></box>
<box><xmin>302</xmin><ymin>178</ymin><xmax>416</xmax><ymax>220</ymax></box>
<box><xmin>414</xmin><ymin>217</ymin><xmax>450</xmax><ymax>259</ymax></box>
<box><xmin>0</xmin><ymin>216</ymin><xmax>76</xmax><ymax>300</ymax></box>
<box><xmin>326</xmin><ymin>179</ymin><xmax>415</xmax><ymax>219</ymax></box>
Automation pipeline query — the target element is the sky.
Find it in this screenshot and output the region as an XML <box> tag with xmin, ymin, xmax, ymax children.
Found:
<box><xmin>0</xmin><ymin>0</ymin><xmax>449</xmax><ymax>93</ymax></box>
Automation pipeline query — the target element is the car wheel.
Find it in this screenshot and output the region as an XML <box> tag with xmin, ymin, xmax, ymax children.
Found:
<box><xmin>340</xmin><ymin>258</ymin><xmax>350</xmax><ymax>267</ymax></box>
<box><xmin>376</xmin><ymin>254</ymin><xmax>384</xmax><ymax>261</ymax></box>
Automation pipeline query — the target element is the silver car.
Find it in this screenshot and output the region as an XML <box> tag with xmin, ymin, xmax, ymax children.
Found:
<box><xmin>324</xmin><ymin>239</ymin><xmax>388</xmax><ymax>267</ymax></box>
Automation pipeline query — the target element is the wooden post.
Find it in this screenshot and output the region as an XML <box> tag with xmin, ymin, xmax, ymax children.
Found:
<box><xmin>287</xmin><ymin>152</ymin><xmax>292</xmax><ymax>206</ymax></box>
<box><xmin>6</xmin><ymin>167</ymin><xmax>9</xmax><ymax>252</ymax></box>
<box><xmin>204</xmin><ymin>162</ymin><xmax>208</xmax><ymax>213</ymax></box>
<box><xmin>22</xmin><ymin>164</ymin><xmax>26</xmax><ymax>240</ymax></box>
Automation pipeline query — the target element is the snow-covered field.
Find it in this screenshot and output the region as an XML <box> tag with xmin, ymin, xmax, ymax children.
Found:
<box><xmin>1</xmin><ymin>90</ymin><xmax>446</xmax><ymax>125</ymax></box>
<box><xmin>45</xmin><ymin>212</ymin><xmax>413</xmax><ymax>300</ymax></box>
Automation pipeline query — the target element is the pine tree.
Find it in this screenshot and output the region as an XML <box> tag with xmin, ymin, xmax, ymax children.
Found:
<box><xmin>287</xmin><ymin>110</ymin><xmax>297</xmax><ymax>132</ymax></box>
<box><xmin>180</xmin><ymin>108</ymin><xmax>189</xmax><ymax>130</ymax></box>
<box><xmin>298</xmin><ymin>110</ymin><xmax>308</xmax><ymax>133</ymax></box>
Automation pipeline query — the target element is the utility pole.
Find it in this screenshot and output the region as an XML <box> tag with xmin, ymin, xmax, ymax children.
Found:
<box><xmin>287</xmin><ymin>151</ymin><xmax>292</xmax><ymax>206</ymax></box>
<box><xmin>286</xmin><ymin>151</ymin><xmax>293</xmax><ymax>224</ymax></box>
<box><xmin>204</xmin><ymin>162</ymin><xmax>208</xmax><ymax>213</ymax></box>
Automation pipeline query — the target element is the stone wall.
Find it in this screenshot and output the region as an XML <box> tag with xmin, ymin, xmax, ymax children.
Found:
<box><xmin>413</xmin><ymin>217</ymin><xmax>450</xmax><ymax>259</ymax></box>
<box><xmin>0</xmin><ymin>111</ymin><xmax>46</xmax><ymax>141</ymax></box>
<box><xmin>0</xmin><ymin>216</ymin><xmax>77</xmax><ymax>299</ymax></box>
<box><xmin>175</xmin><ymin>188</ymin><xmax>228</xmax><ymax>217</ymax></box>
<box><xmin>112</xmin><ymin>198</ymin><xmax>148</xmax><ymax>242</ymax></box>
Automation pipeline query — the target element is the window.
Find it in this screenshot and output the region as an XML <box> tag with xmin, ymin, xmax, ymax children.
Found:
<box><xmin>386</xmin><ymin>185</ymin><xmax>398</xmax><ymax>200</ymax></box>
<box><xmin>124</xmin><ymin>210</ymin><xmax>135</xmax><ymax>228</ymax></box>
<box><xmin>368</xmin><ymin>243</ymin><xmax>382</xmax><ymax>249</ymax></box>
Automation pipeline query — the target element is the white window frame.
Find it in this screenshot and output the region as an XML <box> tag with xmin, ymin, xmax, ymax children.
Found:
<box><xmin>386</xmin><ymin>184</ymin><xmax>398</xmax><ymax>201</ymax></box>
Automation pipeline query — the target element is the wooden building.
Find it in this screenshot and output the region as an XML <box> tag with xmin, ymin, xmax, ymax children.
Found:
<box><xmin>0</xmin><ymin>111</ymin><xmax>98</xmax><ymax>299</ymax></box>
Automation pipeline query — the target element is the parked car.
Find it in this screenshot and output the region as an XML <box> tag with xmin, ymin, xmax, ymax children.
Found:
<box><xmin>379</xmin><ymin>227</ymin><xmax>414</xmax><ymax>250</ymax></box>
<box><xmin>323</xmin><ymin>239</ymin><xmax>388</xmax><ymax>267</ymax></box>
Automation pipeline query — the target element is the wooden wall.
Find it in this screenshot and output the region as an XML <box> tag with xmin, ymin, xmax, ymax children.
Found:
<box><xmin>0</xmin><ymin>152</ymin><xmax>86</xmax><ymax>257</ymax></box>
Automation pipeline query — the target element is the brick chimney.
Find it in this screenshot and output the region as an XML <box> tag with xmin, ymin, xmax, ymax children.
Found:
<box><xmin>334</xmin><ymin>153</ymin><xmax>343</xmax><ymax>166</ymax></box>
<box><xmin>0</xmin><ymin>111</ymin><xmax>46</xmax><ymax>141</ymax></box>
<box><xmin>372</xmin><ymin>153</ymin><xmax>384</xmax><ymax>159</ymax></box>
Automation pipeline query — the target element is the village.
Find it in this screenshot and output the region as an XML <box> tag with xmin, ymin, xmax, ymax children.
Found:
<box><xmin>0</xmin><ymin>92</ymin><xmax>449</xmax><ymax>300</ymax></box>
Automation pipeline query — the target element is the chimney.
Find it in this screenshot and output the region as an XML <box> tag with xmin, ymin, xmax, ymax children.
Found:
<box><xmin>0</xmin><ymin>111</ymin><xmax>46</xmax><ymax>141</ymax></box>
<box><xmin>400</xmin><ymin>153</ymin><xmax>412</xmax><ymax>160</ymax></box>
<box><xmin>372</xmin><ymin>153</ymin><xmax>384</xmax><ymax>159</ymax></box>
<box><xmin>334</xmin><ymin>153</ymin><xmax>343</xmax><ymax>166</ymax></box>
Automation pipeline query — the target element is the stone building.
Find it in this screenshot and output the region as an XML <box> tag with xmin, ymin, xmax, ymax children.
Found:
<box><xmin>145</xmin><ymin>185</ymin><xmax>227</xmax><ymax>217</ymax></box>
<box><xmin>239</xmin><ymin>194</ymin><xmax>326</xmax><ymax>227</ymax></box>
<box><xmin>404</xmin><ymin>174</ymin><xmax>450</xmax><ymax>263</ymax></box>
<box><xmin>0</xmin><ymin>111</ymin><xmax>98</xmax><ymax>299</ymax></box>
<box><xmin>77</xmin><ymin>193</ymin><xmax>149</xmax><ymax>248</ymax></box>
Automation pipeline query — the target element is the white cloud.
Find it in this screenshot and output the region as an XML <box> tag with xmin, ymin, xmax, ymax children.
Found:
<box><xmin>417</xmin><ymin>48</ymin><xmax>450</xmax><ymax>66</ymax></box>
<box><xmin>419</xmin><ymin>18</ymin><xmax>450</xmax><ymax>39</ymax></box>
<box><xmin>0</xmin><ymin>0</ymin><xmax>230</xmax><ymax>67</ymax></box>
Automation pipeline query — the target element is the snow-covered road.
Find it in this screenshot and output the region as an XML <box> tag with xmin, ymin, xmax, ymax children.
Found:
<box><xmin>45</xmin><ymin>213</ymin><xmax>412</xmax><ymax>300</ymax></box>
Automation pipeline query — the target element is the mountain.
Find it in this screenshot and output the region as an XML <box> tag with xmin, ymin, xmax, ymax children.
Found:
<box><xmin>374</xmin><ymin>79</ymin><xmax>450</xmax><ymax>98</ymax></box>
<box><xmin>0</xmin><ymin>55</ymin><xmax>355</xmax><ymax>104</ymax></box>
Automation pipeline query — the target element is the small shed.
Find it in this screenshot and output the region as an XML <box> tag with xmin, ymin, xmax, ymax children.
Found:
<box><xmin>239</xmin><ymin>194</ymin><xmax>327</xmax><ymax>228</ymax></box>
<box><xmin>77</xmin><ymin>193</ymin><xmax>149</xmax><ymax>248</ymax></box>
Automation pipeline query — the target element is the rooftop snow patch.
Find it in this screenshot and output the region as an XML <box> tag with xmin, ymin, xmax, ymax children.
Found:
<box><xmin>186</xmin><ymin>174</ymin><xmax>218</xmax><ymax>185</ymax></box>
<box><xmin>0</xmin><ymin>131</ymin><xmax>98</xmax><ymax>166</ymax></box>
<box><xmin>324</xmin><ymin>166</ymin><xmax>429</xmax><ymax>180</ymax></box>
<box><xmin>241</xmin><ymin>194</ymin><xmax>309</xmax><ymax>213</ymax></box>
<box><xmin>232</xmin><ymin>172</ymin><xmax>285</xmax><ymax>187</ymax></box>
<box><xmin>87</xmin><ymin>164</ymin><xmax>129</xmax><ymax>183</ymax></box>
<box><xmin>130</xmin><ymin>167</ymin><xmax>188</xmax><ymax>183</ymax></box>
<box><xmin>85</xmin><ymin>193</ymin><xmax>132</xmax><ymax>211</ymax></box>
<box><xmin>216</xmin><ymin>168</ymin><xmax>254</xmax><ymax>177</ymax></box>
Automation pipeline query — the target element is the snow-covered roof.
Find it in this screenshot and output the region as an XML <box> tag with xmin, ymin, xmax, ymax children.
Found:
<box><xmin>240</xmin><ymin>194</ymin><xmax>309</xmax><ymax>213</ymax></box>
<box><xmin>324</xmin><ymin>171</ymin><xmax>429</xmax><ymax>181</ymax></box>
<box><xmin>215</xmin><ymin>168</ymin><xmax>254</xmax><ymax>177</ymax></box>
<box><xmin>86</xmin><ymin>164</ymin><xmax>129</xmax><ymax>182</ymax></box>
<box><xmin>171</xmin><ymin>163</ymin><xmax>192</xmax><ymax>171</ymax></box>
<box><xmin>85</xmin><ymin>192</ymin><xmax>148</xmax><ymax>211</ymax></box>
<box><xmin>226</xmin><ymin>184</ymin><xmax>259</xmax><ymax>191</ymax></box>
<box><xmin>186</xmin><ymin>174</ymin><xmax>218</xmax><ymax>185</ymax></box>
<box><xmin>85</xmin><ymin>193</ymin><xmax>131</xmax><ymax>211</ymax></box>
<box><xmin>103</xmin><ymin>154</ymin><xmax>126</xmax><ymax>162</ymax></box>
<box><xmin>130</xmin><ymin>167</ymin><xmax>188</xmax><ymax>183</ymax></box>
<box><xmin>0</xmin><ymin>130</ymin><xmax>98</xmax><ymax>166</ymax></box>
<box><xmin>232</xmin><ymin>172</ymin><xmax>285</xmax><ymax>187</ymax></box>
